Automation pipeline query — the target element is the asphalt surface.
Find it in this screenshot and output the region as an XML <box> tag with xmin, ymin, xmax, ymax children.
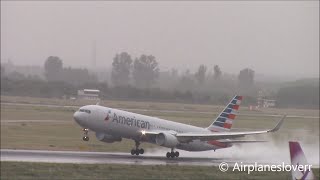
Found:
<box><xmin>1</xmin><ymin>149</ymin><xmax>239</xmax><ymax>166</ymax></box>
<box><xmin>2</xmin><ymin>146</ymin><xmax>319</xmax><ymax>167</ymax></box>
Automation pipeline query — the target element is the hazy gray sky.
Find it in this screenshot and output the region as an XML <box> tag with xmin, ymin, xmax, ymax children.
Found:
<box><xmin>1</xmin><ymin>1</ymin><xmax>319</xmax><ymax>77</ymax></box>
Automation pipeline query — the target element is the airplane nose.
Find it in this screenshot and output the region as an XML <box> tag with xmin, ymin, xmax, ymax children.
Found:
<box><xmin>73</xmin><ymin>111</ymin><xmax>81</xmax><ymax>124</ymax></box>
<box><xmin>73</xmin><ymin>110</ymin><xmax>88</xmax><ymax>128</ymax></box>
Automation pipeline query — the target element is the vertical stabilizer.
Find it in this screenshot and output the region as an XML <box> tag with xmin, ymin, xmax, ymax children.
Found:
<box><xmin>289</xmin><ymin>141</ymin><xmax>314</xmax><ymax>180</ymax></box>
<box><xmin>207</xmin><ymin>95</ymin><xmax>242</xmax><ymax>132</ymax></box>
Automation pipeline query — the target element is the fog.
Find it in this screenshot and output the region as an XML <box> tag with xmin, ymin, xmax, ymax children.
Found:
<box><xmin>1</xmin><ymin>1</ymin><xmax>319</xmax><ymax>78</ymax></box>
<box><xmin>0</xmin><ymin>1</ymin><xmax>319</xmax><ymax>170</ymax></box>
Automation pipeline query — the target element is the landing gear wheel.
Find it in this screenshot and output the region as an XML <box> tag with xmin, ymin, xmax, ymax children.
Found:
<box><xmin>139</xmin><ymin>149</ymin><xmax>144</xmax><ymax>154</ymax></box>
<box><xmin>170</xmin><ymin>152</ymin><xmax>175</xmax><ymax>158</ymax></box>
<box><xmin>166</xmin><ymin>148</ymin><xmax>179</xmax><ymax>158</ymax></box>
<box><xmin>82</xmin><ymin>128</ymin><xmax>89</xmax><ymax>141</ymax></box>
<box><xmin>175</xmin><ymin>151</ymin><xmax>179</xmax><ymax>157</ymax></box>
<box><xmin>130</xmin><ymin>140</ymin><xmax>144</xmax><ymax>156</ymax></box>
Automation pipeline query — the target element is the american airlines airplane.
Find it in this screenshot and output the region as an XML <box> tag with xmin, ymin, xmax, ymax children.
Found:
<box><xmin>73</xmin><ymin>95</ymin><xmax>286</xmax><ymax>158</ymax></box>
<box><xmin>289</xmin><ymin>141</ymin><xmax>315</xmax><ymax>180</ymax></box>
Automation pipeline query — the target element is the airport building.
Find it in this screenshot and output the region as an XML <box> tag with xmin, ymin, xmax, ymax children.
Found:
<box><xmin>255</xmin><ymin>90</ymin><xmax>277</xmax><ymax>108</ymax></box>
<box><xmin>261</xmin><ymin>99</ymin><xmax>276</xmax><ymax>108</ymax></box>
<box><xmin>77</xmin><ymin>89</ymin><xmax>100</xmax><ymax>100</ymax></box>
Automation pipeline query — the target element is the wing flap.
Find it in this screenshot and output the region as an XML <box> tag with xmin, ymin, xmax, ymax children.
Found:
<box><xmin>176</xmin><ymin>130</ymin><xmax>267</xmax><ymax>142</ymax></box>
<box><xmin>219</xmin><ymin>140</ymin><xmax>268</xmax><ymax>144</ymax></box>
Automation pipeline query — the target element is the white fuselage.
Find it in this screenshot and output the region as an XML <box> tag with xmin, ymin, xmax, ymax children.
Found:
<box><xmin>73</xmin><ymin>105</ymin><xmax>231</xmax><ymax>151</ymax></box>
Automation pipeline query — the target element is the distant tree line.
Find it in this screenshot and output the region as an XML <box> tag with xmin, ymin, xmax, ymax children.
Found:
<box><xmin>1</xmin><ymin>54</ymin><xmax>318</xmax><ymax>108</ymax></box>
<box><xmin>0</xmin><ymin>76</ymin><xmax>232</xmax><ymax>104</ymax></box>
<box><xmin>44</xmin><ymin>56</ymin><xmax>97</xmax><ymax>85</ymax></box>
<box><xmin>111</xmin><ymin>52</ymin><xmax>159</xmax><ymax>89</ymax></box>
<box><xmin>110</xmin><ymin>52</ymin><xmax>257</xmax><ymax>96</ymax></box>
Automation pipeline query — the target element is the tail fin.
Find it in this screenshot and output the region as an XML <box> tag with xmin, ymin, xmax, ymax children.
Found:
<box><xmin>289</xmin><ymin>141</ymin><xmax>314</xmax><ymax>180</ymax></box>
<box><xmin>207</xmin><ymin>95</ymin><xmax>242</xmax><ymax>132</ymax></box>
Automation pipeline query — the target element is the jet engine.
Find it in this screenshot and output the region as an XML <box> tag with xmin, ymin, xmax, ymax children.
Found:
<box><xmin>155</xmin><ymin>132</ymin><xmax>179</xmax><ymax>148</ymax></box>
<box><xmin>95</xmin><ymin>132</ymin><xmax>122</xmax><ymax>143</ymax></box>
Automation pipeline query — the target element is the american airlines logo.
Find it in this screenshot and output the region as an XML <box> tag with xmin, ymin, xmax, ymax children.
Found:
<box><xmin>105</xmin><ymin>114</ymin><xmax>109</xmax><ymax>121</ymax></box>
<box><xmin>112</xmin><ymin>113</ymin><xmax>150</xmax><ymax>129</ymax></box>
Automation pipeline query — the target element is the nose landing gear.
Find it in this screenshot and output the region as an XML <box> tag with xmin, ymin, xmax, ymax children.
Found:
<box><xmin>166</xmin><ymin>148</ymin><xmax>179</xmax><ymax>158</ymax></box>
<box><xmin>82</xmin><ymin>128</ymin><xmax>89</xmax><ymax>141</ymax></box>
<box><xmin>130</xmin><ymin>140</ymin><xmax>144</xmax><ymax>156</ymax></box>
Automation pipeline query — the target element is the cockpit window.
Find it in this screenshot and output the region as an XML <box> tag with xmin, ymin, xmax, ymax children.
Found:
<box><xmin>79</xmin><ymin>109</ymin><xmax>91</xmax><ymax>114</ymax></box>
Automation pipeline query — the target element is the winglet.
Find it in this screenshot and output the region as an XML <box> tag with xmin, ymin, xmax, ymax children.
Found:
<box><xmin>96</xmin><ymin>100</ymin><xmax>100</xmax><ymax>105</ymax></box>
<box><xmin>268</xmin><ymin>114</ymin><xmax>286</xmax><ymax>132</ymax></box>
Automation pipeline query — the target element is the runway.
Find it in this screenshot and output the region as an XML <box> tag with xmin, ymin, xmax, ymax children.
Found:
<box><xmin>1</xmin><ymin>149</ymin><xmax>244</xmax><ymax>166</ymax></box>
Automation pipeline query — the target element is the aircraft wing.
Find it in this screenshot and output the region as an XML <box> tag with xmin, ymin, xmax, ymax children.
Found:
<box><xmin>176</xmin><ymin>115</ymin><xmax>286</xmax><ymax>142</ymax></box>
<box><xmin>141</xmin><ymin>115</ymin><xmax>285</xmax><ymax>143</ymax></box>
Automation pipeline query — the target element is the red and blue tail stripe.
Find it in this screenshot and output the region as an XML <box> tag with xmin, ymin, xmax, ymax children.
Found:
<box><xmin>207</xmin><ymin>95</ymin><xmax>242</xmax><ymax>132</ymax></box>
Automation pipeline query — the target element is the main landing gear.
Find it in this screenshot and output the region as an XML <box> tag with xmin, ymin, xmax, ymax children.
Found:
<box><xmin>82</xmin><ymin>128</ymin><xmax>89</xmax><ymax>141</ymax></box>
<box><xmin>166</xmin><ymin>148</ymin><xmax>179</xmax><ymax>158</ymax></box>
<box><xmin>131</xmin><ymin>140</ymin><xmax>144</xmax><ymax>156</ymax></box>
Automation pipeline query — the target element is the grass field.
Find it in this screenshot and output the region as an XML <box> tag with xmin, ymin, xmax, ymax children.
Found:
<box><xmin>1</xmin><ymin>96</ymin><xmax>319</xmax><ymax>152</ymax></box>
<box><xmin>2</xmin><ymin>95</ymin><xmax>319</xmax><ymax>116</ymax></box>
<box><xmin>1</xmin><ymin>162</ymin><xmax>319</xmax><ymax>180</ymax></box>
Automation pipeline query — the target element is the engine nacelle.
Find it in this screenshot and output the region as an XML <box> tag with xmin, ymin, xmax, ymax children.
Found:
<box><xmin>155</xmin><ymin>132</ymin><xmax>179</xmax><ymax>148</ymax></box>
<box><xmin>95</xmin><ymin>132</ymin><xmax>122</xmax><ymax>143</ymax></box>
